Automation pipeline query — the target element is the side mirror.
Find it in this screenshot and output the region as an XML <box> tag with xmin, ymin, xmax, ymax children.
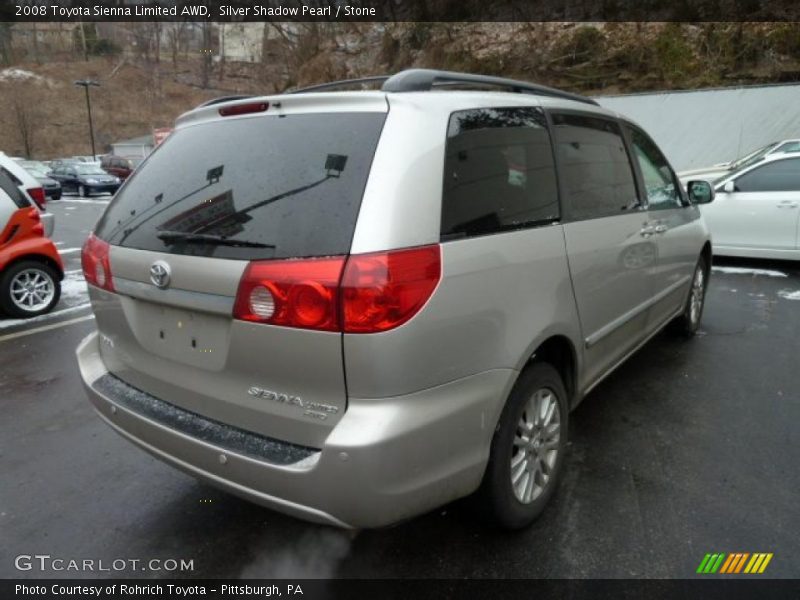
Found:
<box><xmin>722</xmin><ymin>180</ymin><xmax>736</xmax><ymax>194</ymax></box>
<box><xmin>687</xmin><ymin>180</ymin><xmax>715</xmax><ymax>204</ymax></box>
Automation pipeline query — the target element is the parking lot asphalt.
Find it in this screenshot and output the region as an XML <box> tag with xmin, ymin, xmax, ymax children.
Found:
<box><xmin>1</xmin><ymin>199</ymin><xmax>798</xmax><ymax>579</ymax></box>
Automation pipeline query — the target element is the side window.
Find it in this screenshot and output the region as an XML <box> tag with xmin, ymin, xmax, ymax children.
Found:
<box><xmin>735</xmin><ymin>158</ymin><xmax>800</xmax><ymax>192</ymax></box>
<box><xmin>626</xmin><ymin>126</ymin><xmax>682</xmax><ymax>210</ymax></box>
<box><xmin>441</xmin><ymin>107</ymin><xmax>559</xmax><ymax>240</ymax></box>
<box><xmin>0</xmin><ymin>169</ymin><xmax>30</xmax><ymax>208</ymax></box>
<box><xmin>772</xmin><ymin>141</ymin><xmax>800</xmax><ymax>154</ymax></box>
<box><xmin>551</xmin><ymin>113</ymin><xmax>639</xmax><ymax>220</ymax></box>
<box><xmin>1</xmin><ymin>167</ymin><xmax>22</xmax><ymax>186</ymax></box>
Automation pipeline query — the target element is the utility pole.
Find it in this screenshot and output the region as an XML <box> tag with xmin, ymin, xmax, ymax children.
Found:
<box><xmin>74</xmin><ymin>79</ymin><xmax>100</xmax><ymax>159</ymax></box>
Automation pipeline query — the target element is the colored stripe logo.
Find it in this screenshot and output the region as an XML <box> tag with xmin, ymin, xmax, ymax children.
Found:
<box><xmin>697</xmin><ymin>553</ymin><xmax>773</xmax><ymax>574</ymax></box>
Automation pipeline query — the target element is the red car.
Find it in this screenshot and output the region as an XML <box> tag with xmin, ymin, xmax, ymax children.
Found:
<box><xmin>100</xmin><ymin>155</ymin><xmax>143</xmax><ymax>180</ymax></box>
<box><xmin>0</xmin><ymin>171</ymin><xmax>63</xmax><ymax>318</ymax></box>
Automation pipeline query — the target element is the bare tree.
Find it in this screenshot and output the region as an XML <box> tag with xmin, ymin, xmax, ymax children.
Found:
<box><xmin>200</xmin><ymin>22</ymin><xmax>213</xmax><ymax>89</ymax></box>
<box><xmin>8</xmin><ymin>85</ymin><xmax>41</xmax><ymax>157</ymax></box>
<box><xmin>167</xmin><ymin>22</ymin><xmax>190</xmax><ymax>71</ymax></box>
<box><xmin>0</xmin><ymin>23</ymin><xmax>12</xmax><ymax>65</ymax></box>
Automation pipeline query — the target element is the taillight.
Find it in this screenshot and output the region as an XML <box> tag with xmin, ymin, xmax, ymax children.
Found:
<box><xmin>233</xmin><ymin>256</ymin><xmax>345</xmax><ymax>331</ymax></box>
<box><xmin>26</xmin><ymin>187</ymin><xmax>46</xmax><ymax>209</ymax></box>
<box><xmin>342</xmin><ymin>245</ymin><xmax>441</xmax><ymax>333</ymax></box>
<box><xmin>232</xmin><ymin>245</ymin><xmax>441</xmax><ymax>333</ymax></box>
<box><xmin>219</xmin><ymin>102</ymin><xmax>269</xmax><ymax>117</ymax></box>
<box><xmin>81</xmin><ymin>234</ymin><xmax>114</xmax><ymax>292</ymax></box>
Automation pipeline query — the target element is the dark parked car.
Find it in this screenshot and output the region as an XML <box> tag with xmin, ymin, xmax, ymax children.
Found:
<box><xmin>101</xmin><ymin>155</ymin><xmax>143</xmax><ymax>180</ymax></box>
<box><xmin>15</xmin><ymin>160</ymin><xmax>62</xmax><ymax>200</ymax></box>
<box><xmin>49</xmin><ymin>164</ymin><xmax>121</xmax><ymax>197</ymax></box>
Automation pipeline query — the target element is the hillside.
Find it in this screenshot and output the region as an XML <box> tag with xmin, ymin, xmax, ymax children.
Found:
<box><xmin>2</xmin><ymin>22</ymin><xmax>799</xmax><ymax>160</ymax></box>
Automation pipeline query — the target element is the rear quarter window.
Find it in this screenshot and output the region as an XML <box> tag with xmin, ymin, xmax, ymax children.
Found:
<box><xmin>441</xmin><ymin>106</ymin><xmax>559</xmax><ymax>240</ymax></box>
<box><xmin>0</xmin><ymin>168</ymin><xmax>30</xmax><ymax>208</ymax></box>
<box><xmin>95</xmin><ymin>112</ymin><xmax>386</xmax><ymax>260</ymax></box>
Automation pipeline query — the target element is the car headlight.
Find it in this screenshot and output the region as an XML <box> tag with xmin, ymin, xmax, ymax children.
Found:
<box><xmin>114</xmin><ymin>177</ymin><xmax>121</xmax><ymax>183</ymax></box>
<box><xmin>86</xmin><ymin>178</ymin><xmax>98</xmax><ymax>184</ymax></box>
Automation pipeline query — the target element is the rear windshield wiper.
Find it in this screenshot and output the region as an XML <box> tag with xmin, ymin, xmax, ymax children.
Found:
<box><xmin>156</xmin><ymin>231</ymin><xmax>275</xmax><ymax>248</ymax></box>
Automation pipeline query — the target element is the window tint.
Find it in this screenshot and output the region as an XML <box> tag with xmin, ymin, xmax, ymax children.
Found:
<box><xmin>772</xmin><ymin>141</ymin><xmax>800</xmax><ymax>154</ymax></box>
<box><xmin>552</xmin><ymin>113</ymin><xmax>639</xmax><ymax>220</ymax></box>
<box><xmin>441</xmin><ymin>107</ymin><xmax>559</xmax><ymax>239</ymax></box>
<box><xmin>1</xmin><ymin>167</ymin><xmax>22</xmax><ymax>186</ymax></box>
<box><xmin>626</xmin><ymin>126</ymin><xmax>682</xmax><ymax>209</ymax></box>
<box><xmin>95</xmin><ymin>113</ymin><xmax>386</xmax><ymax>260</ymax></box>
<box><xmin>735</xmin><ymin>158</ymin><xmax>800</xmax><ymax>192</ymax></box>
<box><xmin>0</xmin><ymin>169</ymin><xmax>29</xmax><ymax>208</ymax></box>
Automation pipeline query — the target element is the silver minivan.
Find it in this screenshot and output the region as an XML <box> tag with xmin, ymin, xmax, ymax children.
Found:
<box><xmin>77</xmin><ymin>69</ymin><xmax>715</xmax><ymax>529</ymax></box>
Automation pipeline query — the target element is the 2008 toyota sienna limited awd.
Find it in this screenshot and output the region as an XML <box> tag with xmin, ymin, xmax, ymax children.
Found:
<box><xmin>76</xmin><ymin>69</ymin><xmax>716</xmax><ymax>529</ymax></box>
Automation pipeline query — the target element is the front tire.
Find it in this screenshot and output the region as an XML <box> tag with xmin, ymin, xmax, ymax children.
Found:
<box><xmin>673</xmin><ymin>255</ymin><xmax>708</xmax><ymax>337</ymax></box>
<box><xmin>0</xmin><ymin>261</ymin><xmax>61</xmax><ymax>318</ymax></box>
<box><xmin>477</xmin><ymin>362</ymin><xmax>568</xmax><ymax>529</ymax></box>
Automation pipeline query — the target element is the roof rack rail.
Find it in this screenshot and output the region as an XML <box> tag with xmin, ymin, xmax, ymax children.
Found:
<box><xmin>381</xmin><ymin>69</ymin><xmax>599</xmax><ymax>106</ymax></box>
<box><xmin>196</xmin><ymin>95</ymin><xmax>256</xmax><ymax>108</ymax></box>
<box><xmin>288</xmin><ymin>75</ymin><xmax>391</xmax><ymax>94</ymax></box>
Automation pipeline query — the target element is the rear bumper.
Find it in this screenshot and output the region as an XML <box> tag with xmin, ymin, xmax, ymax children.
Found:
<box><xmin>44</xmin><ymin>186</ymin><xmax>61</xmax><ymax>200</ymax></box>
<box><xmin>76</xmin><ymin>331</ymin><xmax>514</xmax><ymax>528</ymax></box>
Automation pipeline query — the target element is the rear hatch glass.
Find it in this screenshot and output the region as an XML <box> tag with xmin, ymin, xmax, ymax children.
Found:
<box><xmin>91</xmin><ymin>111</ymin><xmax>386</xmax><ymax>449</ymax></box>
<box><xmin>95</xmin><ymin>112</ymin><xmax>387</xmax><ymax>260</ymax></box>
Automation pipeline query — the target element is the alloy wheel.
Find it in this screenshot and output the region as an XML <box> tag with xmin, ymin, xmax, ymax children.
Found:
<box><xmin>510</xmin><ymin>387</ymin><xmax>561</xmax><ymax>504</ymax></box>
<box><xmin>689</xmin><ymin>266</ymin><xmax>705</xmax><ymax>326</ymax></box>
<box><xmin>9</xmin><ymin>268</ymin><xmax>56</xmax><ymax>313</ymax></box>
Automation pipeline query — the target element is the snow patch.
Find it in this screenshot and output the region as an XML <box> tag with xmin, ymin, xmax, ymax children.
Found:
<box><xmin>58</xmin><ymin>248</ymin><xmax>81</xmax><ymax>256</ymax></box>
<box><xmin>60</xmin><ymin>270</ymin><xmax>88</xmax><ymax>305</ymax></box>
<box><xmin>58</xmin><ymin>198</ymin><xmax>111</xmax><ymax>205</ymax></box>
<box><xmin>712</xmin><ymin>267</ymin><xmax>788</xmax><ymax>278</ymax></box>
<box><xmin>0</xmin><ymin>68</ymin><xmax>52</xmax><ymax>84</ymax></box>
<box><xmin>778</xmin><ymin>289</ymin><xmax>800</xmax><ymax>301</ymax></box>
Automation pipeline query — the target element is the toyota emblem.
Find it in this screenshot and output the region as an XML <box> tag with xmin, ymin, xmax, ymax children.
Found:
<box><xmin>149</xmin><ymin>261</ymin><xmax>171</xmax><ymax>289</ymax></box>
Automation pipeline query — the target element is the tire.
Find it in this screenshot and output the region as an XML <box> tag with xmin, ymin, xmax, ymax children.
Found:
<box><xmin>78</xmin><ymin>185</ymin><xmax>87</xmax><ymax>197</ymax></box>
<box><xmin>477</xmin><ymin>362</ymin><xmax>569</xmax><ymax>529</ymax></box>
<box><xmin>0</xmin><ymin>260</ymin><xmax>61</xmax><ymax>319</ymax></box>
<box><xmin>672</xmin><ymin>255</ymin><xmax>708</xmax><ymax>337</ymax></box>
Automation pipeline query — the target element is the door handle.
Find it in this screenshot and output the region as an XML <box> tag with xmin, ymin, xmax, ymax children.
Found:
<box><xmin>776</xmin><ymin>201</ymin><xmax>798</xmax><ymax>209</ymax></box>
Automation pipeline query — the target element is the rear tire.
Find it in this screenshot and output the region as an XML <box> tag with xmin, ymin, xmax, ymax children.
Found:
<box><xmin>0</xmin><ymin>260</ymin><xmax>61</xmax><ymax>318</ymax></box>
<box><xmin>476</xmin><ymin>362</ymin><xmax>568</xmax><ymax>529</ymax></box>
<box><xmin>672</xmin><ymin>255</ymin><xmax>708</xmax><ymax>337</ymax></box>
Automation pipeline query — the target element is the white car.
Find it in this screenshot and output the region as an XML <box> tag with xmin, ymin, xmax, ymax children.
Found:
<box><xmin>700</xmin><ymin>153</ymin><xmax>800</xmax><ymax>260</ymax></box>
<box><xmin>0</xmin><ymin>152</ymin><xmax>54</xmax><ymax>237</ymax></box>
<box><xmin>678</xmin><ymin>139</ymin><xmax>800</xmax><ymax>185</ymax></box>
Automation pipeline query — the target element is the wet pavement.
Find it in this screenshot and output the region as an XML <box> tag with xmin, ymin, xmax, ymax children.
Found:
<box><xmin>1</xmin><ymin>200</ymin><xmax>798</xmax><ymax>579</ymax></box>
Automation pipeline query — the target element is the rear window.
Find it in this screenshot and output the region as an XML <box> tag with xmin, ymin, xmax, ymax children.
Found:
<box><xmin>95</xmin><ymin>112</ymin><xmax>386</xmax><ymax>260</ymax></box>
